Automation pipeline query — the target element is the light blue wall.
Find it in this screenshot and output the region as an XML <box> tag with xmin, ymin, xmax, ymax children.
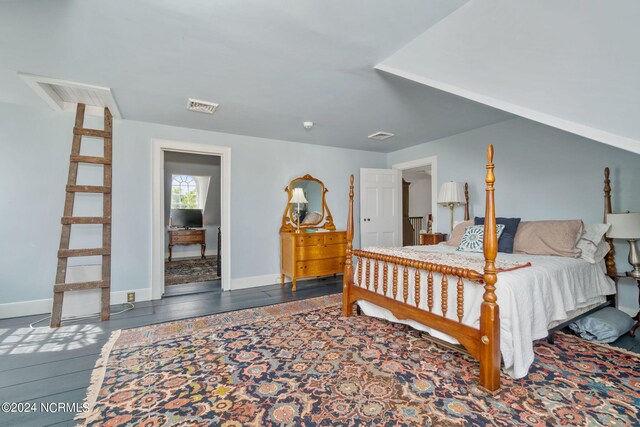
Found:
<box><xmin>0</xmin><ymin>102</ymin><xmax>386</xmax><ymax>305</ymax></box>
<box><xmin>388</xmin><ymin>118</ymin><xmax>640</xmax><ymax>229</ymax></box>
<box><xmin>387</xmin><ymin>117</ymin><xmax>640</xmax><ymax>313</ymax></box>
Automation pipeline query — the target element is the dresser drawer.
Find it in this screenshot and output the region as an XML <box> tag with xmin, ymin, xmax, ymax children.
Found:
<box><xmin>323</xmin><ymin>232</ymin><xmax>347</xmax><ymax>245</ymax></box>
<box><xmin>170</xmin><ymin>229</ymin><xmax>205</xmax><ymax>244</ymax></box>
<box><xmin>295</xmin><ymin>257</ymin><xmax>345</xmax><ymax>277</ymax></box>
<box><xmin>294</xmin><ymin>234</ymin><xmax>324</xmax><ymax>246</ymax></box>
<box><xmin>296</xmin><ymin>243</ymin><xmax>346</xmax><ymax>261</ymax></box>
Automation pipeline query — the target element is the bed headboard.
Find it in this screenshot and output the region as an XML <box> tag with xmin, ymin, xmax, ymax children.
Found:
<box><xmin>603</xmin><ymin>167</ymin><xmax>617</xmax><ymax>277</ymax></box>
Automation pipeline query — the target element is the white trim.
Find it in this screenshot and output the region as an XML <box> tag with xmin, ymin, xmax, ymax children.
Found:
<box><xmin>0</xmin><ymin>288</ymin><xmax>152</xmax><ymax>320</ymax></box>
<box><xmin>165</xmin><ymin>249</ymin><xmax>218</xmax><ymax>259</ymax></box>
<box><xmin>229</xmin><ymin>274</ymin><xmax>336</xmax><ymax>291</ymax></box>
<box><xmin>392</xmin><ymin>156</ymin><xmax>438</xmax><ymax>234</ymax></box>
<box><xmin>375</xmin><ymin>64</ymin><xmax>640</xmax><ymax>155</ymax></box>
<box><xmin>231</xmin><ymin>274</ymin><xmax>281</xmax><ymax>290</ymax></box>
<box><xmin>152</xmin><ymin>139</ymin><xmax>231</xmax><ymax>298</ymax></box>
<box><xmin>18</xmin><ymin>72</ymin><xmax>122</xmax><ymax>118</ymax></box>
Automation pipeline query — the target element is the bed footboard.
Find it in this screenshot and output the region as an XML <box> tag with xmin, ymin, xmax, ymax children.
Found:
<box><xmin>343</xmin><ymin>145</ymin><xmax>501</xmax><ymax>392</ymax></box>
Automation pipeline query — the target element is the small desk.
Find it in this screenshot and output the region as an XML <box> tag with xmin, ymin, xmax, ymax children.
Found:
<box><xmin>617</xmin><ymin>274</ymin><xmax>640</xmax><ymax>337</ymax></box>
<box><xmin>168</xmin><ymin>228</ymin><xmax>206</xmax><ymax>262</ymax></box>
<box><xmin>419</xmin><ymin>232</ymin><xmax>447</xmax><ymax>246</ymax></box>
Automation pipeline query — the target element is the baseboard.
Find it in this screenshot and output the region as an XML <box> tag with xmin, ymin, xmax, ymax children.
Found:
<box><xmin>231</xmin><ymin>273</ymin><xmax>281</xmax><ymax>290</ymax></box>
<box><xmin>0</xmin><ymin>288</ymin><xmax>153</xmax><ymax>320</ymax></box>
<box><xmin>164</xmin><ymin>249</ymin><xmax>218</xmax><ymax>260</ymax></box>
<box><xmin>230</xmin><ymin>274</ymin><xmax>326</xmax><ymax>290</ymax></box>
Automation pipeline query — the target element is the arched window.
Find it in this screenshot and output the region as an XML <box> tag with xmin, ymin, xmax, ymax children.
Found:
<box><xmin>171</xmin><ymin>175</ymin><xmax>198</xmax><ymax>209</ymax></box>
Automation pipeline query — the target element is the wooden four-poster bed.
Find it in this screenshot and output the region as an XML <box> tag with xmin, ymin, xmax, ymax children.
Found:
<box><xmin>341</xmin><ymin>144</ymin><xmax>617</xmax><ymax>392</ymax></box>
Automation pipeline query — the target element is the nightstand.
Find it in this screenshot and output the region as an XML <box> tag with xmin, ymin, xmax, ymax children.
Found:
<box><xmin>419</xmin><ymin>232</ymin><xmax>447</xmax><ymax>246</ymax></box>
<box><xmin>615</xmin><ymin>274</ymin><xmax>640</xmax><ymax>337</ymax></box>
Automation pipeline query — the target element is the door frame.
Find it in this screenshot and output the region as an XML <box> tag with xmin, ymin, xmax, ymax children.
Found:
<box><xmin>151</xmin><ymin>139</ymin><xmax>232</xmax><ymax>298</ymax></box>
<box><xmin>391</xmin><ymin>156</ymin><xmax>438</xmax><ymax>235</ymax></box>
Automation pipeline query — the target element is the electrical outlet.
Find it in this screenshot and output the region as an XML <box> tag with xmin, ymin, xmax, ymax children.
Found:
<box><xmin>127</xmin><ymin>292</ymin><xmax>135</xmax><ymax>303</ymax></box>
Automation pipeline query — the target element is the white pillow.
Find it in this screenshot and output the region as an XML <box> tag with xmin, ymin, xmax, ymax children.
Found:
<box><xmin>576</xmin><ymin>223</ymin><xmax>610</xmax><ymax>264</ymax></box>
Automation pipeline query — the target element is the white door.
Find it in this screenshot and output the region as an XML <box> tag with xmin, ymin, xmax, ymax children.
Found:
<box><xmin>360</xmin><ymin>168</ymin><xmax>402</xmax><ymax>248</ymax></box>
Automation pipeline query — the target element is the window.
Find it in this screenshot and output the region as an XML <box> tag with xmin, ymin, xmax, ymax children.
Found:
<box><xmin>171</xmin><ymin>175</ymin><xmax>198</xmax><ymax>209</ymax></box>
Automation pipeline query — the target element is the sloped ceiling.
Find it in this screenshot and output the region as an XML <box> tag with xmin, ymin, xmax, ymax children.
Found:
<box><xmin>0</xmin><ymin>0</ymin><xmax>514</xmax><ymax>152</ymax></box>
<box><xmin>377</xmin><ymin>0</ymin><xmax>640</xmax><ymax>154</ymax></box>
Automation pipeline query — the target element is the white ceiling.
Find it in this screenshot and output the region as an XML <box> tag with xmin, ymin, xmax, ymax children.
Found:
<box><xmin>378</xmin><ymin>0</ymin><xmax>640</xmax><ymax>154</ymax></box>
<box><xmin>0</xmin><ymin>0</ymin><xmax>512</xmax><ymax>152</ymax></box>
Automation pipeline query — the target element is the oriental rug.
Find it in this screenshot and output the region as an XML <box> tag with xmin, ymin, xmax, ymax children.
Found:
<box><xmin>165</xmin><ymin>258</ymin><xmax>219</xmax><ymax>285</ymax></box>
<box><xmin>78</xmin><ymin>295</ymin><xmax>640</xmax><ymax>426</ymax></box>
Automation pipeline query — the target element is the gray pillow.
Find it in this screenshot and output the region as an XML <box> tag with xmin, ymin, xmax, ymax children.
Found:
<box><xmin>568</xmin><ymin>307</ymin><xmax>633</xmax><ymax>343</ymax></box>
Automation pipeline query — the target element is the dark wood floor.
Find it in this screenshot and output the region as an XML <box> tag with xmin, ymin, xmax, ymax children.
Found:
<box><xmin>0</xmin><ymin>277</ymin><xmax>341</xmax><ymax>427</ymax></box>
<box><xmin>1</xmin><ymin>277</ymin><xmax>638</xmax><ymax>427</ymax></box>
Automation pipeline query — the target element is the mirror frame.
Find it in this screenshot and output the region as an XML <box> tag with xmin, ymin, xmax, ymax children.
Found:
<box><xmin>280</xmin><ymin>174</ymin><xmax>336</xmax><ymax>232</ymax></box>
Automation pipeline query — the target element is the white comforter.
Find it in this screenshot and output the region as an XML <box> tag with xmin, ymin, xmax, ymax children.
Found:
<box><xmin>356</xmin><ymin>244</ymin><xmax>615</xmax><ymax>378</ymax></box>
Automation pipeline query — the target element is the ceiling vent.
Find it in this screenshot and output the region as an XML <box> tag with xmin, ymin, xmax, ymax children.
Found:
<box><xmin>368</xmin><ymin>131</ymin><xmax>394</xmax><ymax>141</ymax></box>
<box><xmin>18</xmin><ymin>73</ymin><xmax>121</xmax><ymax>118</ymax></box>
<box><xmin>187</xmin><ymin>98</ymin><xmax>219</xmax><ymax>114</ymax></box>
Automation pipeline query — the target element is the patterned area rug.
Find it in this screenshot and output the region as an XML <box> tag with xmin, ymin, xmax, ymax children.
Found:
<box><xmin>78</xmin><ymin>295</ymin><xmax>640</xmax><ymax>426</ymax></box>
<box><xmin>165</xmin><ymin>258</ymin><xmax>219</xmax><ymax>285</ymax></box>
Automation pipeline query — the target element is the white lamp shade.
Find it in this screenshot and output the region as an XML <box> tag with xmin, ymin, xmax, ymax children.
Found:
<box><xmin>606</xmin><ymin>212</ymin><xmax>640</xmax><ymax>239</ymax></box>
<box><xmin>437</xmin><ymin>182</ymin><xmax>466</xmax><ymax>205</ymax></box>
<box><xmin>289</xmin><ymin>187</ymin><xmax>308</xmax><ymax>204</ymax></box>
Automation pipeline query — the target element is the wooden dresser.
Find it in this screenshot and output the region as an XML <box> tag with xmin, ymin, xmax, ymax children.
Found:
<box><xmin>168</xmin><ymin>228</ymin><xmax>206</xmax><ymax>261</ymax></box>
<box><xmin>280</xmin><ymin>231</ymin><xmax>346</xmax><ymax>291</ymax></box>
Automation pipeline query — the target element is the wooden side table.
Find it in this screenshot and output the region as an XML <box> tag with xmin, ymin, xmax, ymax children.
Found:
<box><xmin>617</xmin><ymin>274</ymin><xmax>640</xmax><ymax>337</ymax></box>
<box><xmin>419</xmin><ymin>232</ymin><xmax>447</xmax><ymax>246</ymax></box>
<box><xmin>168</xmin><ymin>228</ymin><xmax>206</xmax><ymax>262</ymax></box>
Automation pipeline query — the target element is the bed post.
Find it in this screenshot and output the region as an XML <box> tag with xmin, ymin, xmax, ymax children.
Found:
<box><xmin>464</xmin><ymin>182</ymin><xmax>470</xmax><ymax>221</ymax></box>
<box><xmin>603</xmin><ymin>167</ymin><xmax>617</xmax><ymax>277</ymax></box>
<box><xmin>479</xmin><ymin>144</ymin><xmax>501</xmax><ymax>393</ymax></box>
<box><xmin>343</xmin><ymin>174</ymin><xmax>355</xmax><ymax>316</ymax></box>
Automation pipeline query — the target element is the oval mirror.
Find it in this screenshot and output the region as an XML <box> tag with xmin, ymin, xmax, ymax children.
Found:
<box><xmin>280</xmin><ymin>174</ymin><xmax>336</xmax><ymax>232</ymax></box>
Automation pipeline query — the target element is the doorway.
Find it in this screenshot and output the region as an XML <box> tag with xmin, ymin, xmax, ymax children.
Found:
<box><xmin>392</xmin><ymin>156</ymin><xmax>438</xmax><ymax>246</ymax></box>
<box><xmin>401</xmin><ymin>167</ymin><xmax>433</xmax><ymax>246</ymax></box>
<box><xmin>163</xmin><ymin>152</ymin><xmax>221</xmax><ymax>296</ymax></box>
<box><xmin>152</xmin><ymin>140</ymin><xmax>231</xmax><ymax>300</ymax></box>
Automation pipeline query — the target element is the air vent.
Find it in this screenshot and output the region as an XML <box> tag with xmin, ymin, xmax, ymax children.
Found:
<box><xmin>187</xmin><ymin>98</ymin><xmax>219</xmax><ymax>114</ymax></box>
<box><xmin>18</xmin><ymin>73</ymin><xmax>121</xmax><ymax>118</ymax></box>
<box><xmin>368</xmin><ymin>131</ymin><xmax>394</xmax><ymax>141</ymax></box>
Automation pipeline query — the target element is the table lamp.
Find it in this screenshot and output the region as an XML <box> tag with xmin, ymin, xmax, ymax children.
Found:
<box><xmin>437</xmin><ymin>181</ymin><xmax>466</xmax><ymax>233</ymax></box>
<box><xmin>289</xmin><ymin>188</ymin><xmax>308</xmax><ymax>233</ymax></box>
<box><xmin>606</xmin><ymin>212</ymin><xmax>640</xmax><ymax>278</ymax></box>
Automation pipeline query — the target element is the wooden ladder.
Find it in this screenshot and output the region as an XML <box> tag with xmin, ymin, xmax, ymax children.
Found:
<box><xmin>51</xmin><ymin>103</ymin><xmax>112</xmax><ymax>328</ymax></box>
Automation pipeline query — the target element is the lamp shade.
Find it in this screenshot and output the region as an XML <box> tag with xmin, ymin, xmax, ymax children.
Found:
<box><xmin>289</xmin><ymin>187</ymin><xmax>308</xmax><ymax>204</ymax></box>
<box><xmin>437</xmin><ymin>182</ymin><xmax>466</xmax><ymax>205</ymax></box>
<box><xmin>606</xmin><ymin>212</ymin><xmax>640</xmax><ymax>239</ymax></box>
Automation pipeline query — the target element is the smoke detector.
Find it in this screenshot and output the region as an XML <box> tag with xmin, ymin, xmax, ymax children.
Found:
<box><xmin>187</xmin><ymin>98</ymin><xmax>219</xmax><ymax>114</ymax></box>
<box><xmin>368</xmin><ymin>131</ymin><xmax>394</xmax><ymax>141</ymax></box>
<box><xmin>303</xmin><ymin>121</ymin><xmax>314</xmax><ymax>130</ymax></box>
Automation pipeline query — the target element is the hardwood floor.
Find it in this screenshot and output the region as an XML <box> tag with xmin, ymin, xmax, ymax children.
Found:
<box><xmin>1</xmin><ymin>276</ymin><xmax>638</xmax><ymax>427</ymax></box>
<box><xmin>0</xmin><ymin>277</ymin><xmax>341</xmax><ymax>427</ymax></box>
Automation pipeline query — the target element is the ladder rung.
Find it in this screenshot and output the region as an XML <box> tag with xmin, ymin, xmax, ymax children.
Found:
<box><xmin>70</xmin><ymin>155</ymin><xmax>112</xmax><ymax>165</ymax></box>
<box><xmin>54</xmin><ymin>280</ymin><xmax>109</xmax><ymax>292</ymax></box>
<box><xmin>58</xmin><ymin>248</ymin><xmax>110</xmax><ymax>258</ymax></box>
<box><xmin>66</xmin><ymin>185</ymin><xmax>111</xmax><ymax>193</ymax></box>
<box><xmin>74</xmin><ymin>127</ymin><xmax>111</xmax><ymax>138</ymax></box>
<box><xmin>61</xmin><ymin>216</ymin><xmax>111</xmax><ymax>225</ymax></box>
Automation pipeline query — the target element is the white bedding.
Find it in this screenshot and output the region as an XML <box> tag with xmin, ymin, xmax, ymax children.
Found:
<box><xmin>356</xmin><ymin>244</ymin><xmax>615</xmax><ymax>378</ymax></box>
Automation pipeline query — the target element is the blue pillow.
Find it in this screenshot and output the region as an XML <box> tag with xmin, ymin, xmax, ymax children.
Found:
<box><xmin>474</xmin><ymin>216</ymin><xmax>521</xmax><ymax>254</ymax></box>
